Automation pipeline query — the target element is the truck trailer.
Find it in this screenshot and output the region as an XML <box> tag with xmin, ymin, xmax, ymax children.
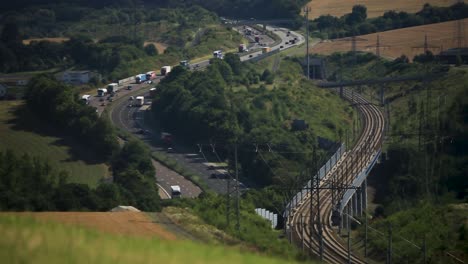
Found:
<box><xmin>81</xmin><ymin>94</ymin><xmax>91</xmax><ymax>104</ymax></box>
<box><xmin>213</xmin><ymin>50</ymin><xmax>223</xmax><ymax>59</ymax></box>
<box><xmin>97</xmin><ymin>88</ymin><xmax>107</xmax><ymax>97</ymax></box>
<box><xmin>170</xmin><ymin>185</ymin><xmax>181</xmax><ymax>198</ymax></box>
<box><xmin>161</xmin><ymin>66</ymin><xmax>171</xmax><ymax>76</ymax></box>
<box><xmin>135</xmin><ymin>96</ymin><xmax>145</xmax><ymax>107</ymax></box>
<box><xmin>107</xmin><ymin>83</ymin><xmax>119</xmax><ymax>94</ymax></box>
<box><xmin>146</xmin><ymin>71</ymin><xmax>156</xmax><ymax>80</ymax></box>
<box><xmin>135</xmin><ymin>74</ymin><xmax>147</xmax><ymax>84</ymax></box>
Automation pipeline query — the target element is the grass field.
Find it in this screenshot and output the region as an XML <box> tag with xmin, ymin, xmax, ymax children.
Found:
<box><xmin>0</xmin><ymin>214</ymin><xmax>300</xmax><ymax>264</ymax></box>
<box><xmin>0</xmin><ymin>101</ymin><xmax>108</xmax><ymax>187</ymax></box>
<box><xmin>304</xmin><ymin>0</ymin><xmax>453</xmax><ymax>19</ymax></box>
<box><xmin>310</xmin><ymin>19</ymin><xmax>468</xmax><ymax>60</ymax></box>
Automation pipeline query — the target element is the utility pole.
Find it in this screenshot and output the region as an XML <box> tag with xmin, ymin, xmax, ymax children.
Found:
<box><xmin>365</xmin><ymin>210</ymin><xmax>368</xmax><ymax>258</ymax></box>
<box><xmin>387</xmin><ymin>223</ymin><xmax>393</xmax><ymax>264</ymax></box>
<box><xmin>304</xmin><ymin>7</ymin><xmax>310</xmax><ymax>79</ymax></box>
<box><xmin>314</xmin><ymin>147</ymin><xmax>324</xmax><ymax>261</ymax></box>
<box><xmin>235</xmin><ymin>144</ymin><xmax>240</xmax><ymax>232</ymax></box>
<box><xmin>309</xmin><ymin>168</ymin><xmax>314</xmax><ymax>257</ymax></box>
<box><xmin>422</xmin><ymin>235</ymin><xmax>427</xmax><ymax>264</ymax></box>
<box><xmin>347</xmin><ymin>205</ymin><xmax>351</xmax><ymax>264</ymax></box>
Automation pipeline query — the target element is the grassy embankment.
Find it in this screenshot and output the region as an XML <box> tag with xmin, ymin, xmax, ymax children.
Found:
<box><xmin>0</xmin><ymin>101</ymin><xmax>108</xmax><ymax>187</ymax></box>
<box><xmin>0</xmin><ymin>214</ymin><xmax>301</xmax><ymax>264</ymax></box>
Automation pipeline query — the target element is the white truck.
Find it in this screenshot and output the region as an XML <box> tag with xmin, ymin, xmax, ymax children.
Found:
<box><xmin>107</xmin><ymin>83</ymin><xmax>119</xmax><ymax>94</ymax></box>
<box><xmin>161</xmin><ymin>66</ymin><xmax>171</xmax><ymax>76</ymax></box>
<box><xmin>81</xmin><ymin>94</ymin><xmax>91</xmax><ymax>104</ymax></box>
<box><xmin>170</xmin><ymin>185</ymin><xmax>181</xmax><ymax>198</ymax></box>
<box><xmin>213</xmin><ymin>50</ymin><xmax>223</xmax><ymax>59</ymax></box>
<box><xmin>135</xmin><ymin>96</ymin><xmax>145</xmax><ymax>107</ymax></box>
<box><xmin>97</xmin><ymin>88</ymin><xmax>107</xmax><ymax>97</ymax></box>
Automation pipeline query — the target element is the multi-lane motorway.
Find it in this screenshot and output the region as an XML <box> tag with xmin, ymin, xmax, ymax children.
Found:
<box><xmin>87</xmin><ymin>23</ymin><xmax>305</xmax><ymax>198</ymax></box>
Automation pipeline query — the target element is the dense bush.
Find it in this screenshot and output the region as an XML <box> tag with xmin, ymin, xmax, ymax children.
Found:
<box><xmin>25</xmin><ymin>75</ymin><xmax>119</xmax><ymax>159</ymax></box>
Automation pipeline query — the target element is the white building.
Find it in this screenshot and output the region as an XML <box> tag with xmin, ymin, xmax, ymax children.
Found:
<box><xmin>61</xmin><ymin>71</ymin><xmax>94</xmax><ymax>84</ymax></box>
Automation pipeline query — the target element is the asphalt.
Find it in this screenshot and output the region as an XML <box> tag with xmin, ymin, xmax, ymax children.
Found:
<box><xmin>92</xmin><ymin>23</ymin><xmax>305</xmax><ymax>196</ymax></box>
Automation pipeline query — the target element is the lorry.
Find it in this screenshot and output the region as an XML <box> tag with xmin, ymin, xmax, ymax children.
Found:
<box><xmin>81</xmin><ymin>94</ymin><xmax>91</xmax><ymax>104</ymax></box>
<box><xmin>161</xmin><ymin>66</ymin><xmax>171</xmax><ymax>76</ymax></box>
<box><xmin>180</xmin><ymin>60</ymin><xmax>190</xmax><ymax>68</ymax></box>
<box><xmin>213</xmin><ymin>50</ymin><xmax>223</xmax><ymax>59</ymax></box>
<box><xmin>107</xmin><ymin>83</ymin><xmax>119</xmax><ymax>94</ymax></box>
<box><xmin>149</xmin><ymin>87</ymin><xmax>157</xmax><ymax>97</ymax></box>
<box><xmin>135</xmin><ymin>96</ymin><xmax>145</xmax><ymax>107</ymax></box>
<box><xmin>97</xmin><ymin>88</ymin><xmax>107</xmax><ymax>97</ymax></box>
<box><xmin>146</xmin><ymin>71</ymin><xmax>156</xmax><ymax>80</ymax></box>
<box><xmin>170</xmin><ymin>185</ymin><xmax>181</xmax><ymax>198</ymax></box>
<box><xmin>261</xmin><ymin>47</ymin><xmax>271</xmax><ymax>54</ymax></box>
<box><xmin>238</xmin><ymin>44</ymin><xmax>247</xmax><ymax>52</ymax></box>
<box><xmin>135</xmin><ymin>74</ymin><xmax>147</xmax><ymax>84</ymax></box>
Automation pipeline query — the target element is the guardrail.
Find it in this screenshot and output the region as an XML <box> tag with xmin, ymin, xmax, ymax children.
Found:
<box><xmin>118</xmin><ymin>76</ymin><xmax>135</xmax><ymax>85</ymax></box>
<box><xmin>283</xmin><ymin>144</ymin><xmax>346</xmax><ymax>219</ymax></box>
<box><xmin>338</xmin><ymin>149</ymin><xmax>381</xmax><ymax>213</ymax></box>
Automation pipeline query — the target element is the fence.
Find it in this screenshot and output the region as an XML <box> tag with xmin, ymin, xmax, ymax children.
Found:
<box><xmin>255</xmin><ymin>208</ymin><xmax>278</xmax><ymax>229</ymax></box>
<box><xmin>283</xmin><ymin>144</ymin><xmax>346</xmax><ymax>219</ymax></box>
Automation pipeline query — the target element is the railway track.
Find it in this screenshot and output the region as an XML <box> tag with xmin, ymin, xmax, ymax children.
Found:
<box><xmin>289</xmin><ymin>88</ymin><xmax>385</xmax><ymax>263</ymax></box>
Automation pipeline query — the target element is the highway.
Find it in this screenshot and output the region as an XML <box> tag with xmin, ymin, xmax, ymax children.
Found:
<box><xmin>289</xmin><ymin>88</ymin><xmax>385</xmax><ymax>263</ymax></box>
<box><xmin>89</xmin><ymin>22</ymin><xmax>305</xmax><ymax>197</ymax></box>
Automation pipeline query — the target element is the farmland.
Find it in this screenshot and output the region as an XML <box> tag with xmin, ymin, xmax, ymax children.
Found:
<box><xmin>2</xmin><ymin>212</ymin><xmax>176</xmax><ymax>240</ymax></box>
<box><xmin>310</xmin><ymin>18</ymin><xmax>468</xmax><ymax>60</ymax></box>
<box><xmin>0</xmin><ymin>214</ymin><xmax>301</xmax><ymax>264</ymax></box>
<box><xmin>304</xmin><ymin>0</ymin><xmax>453</xmax><ymax>19</ymax></box>
<box><xmin>0</xmin><ymin>101</ymin><xmax>109</xmax><ymax>187</ymax></box>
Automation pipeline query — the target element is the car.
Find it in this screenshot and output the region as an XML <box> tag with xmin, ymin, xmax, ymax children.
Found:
<box><xmin>127</xmin><ymin>104</ymin><xmax>132</xmax><ymax>108</ymax></box>
<box><xmin>249</xmin><ymin>54</ymin><xmax>253</xmax><ymax>58</ymax></box>
<box><xmin>280</xmin><ymin>45</ymin><xmax>284</xmax><ymax>48</ymax></box>
<box><xmin>147</xmin><ymin>80</ymin><xmax>152</xmax><ymax>84</ymax></box>
<box><xmin>167</xmin><ymin>147</ymin><xmax>174</xmax><ymax>153</ymax></box>
<box><xmin>127</xmin><ymin>85</ymin><xmax>133</xmax><ymax>90</ymax></box>
<box><xmin>129</xmin><ymin>96</ymin><xmax>134</xmax><ymax>100</ymax></box>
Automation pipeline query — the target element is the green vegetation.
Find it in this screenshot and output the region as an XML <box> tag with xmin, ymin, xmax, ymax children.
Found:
<box><xmin>151</xmin><ymin>54</ymin><xmax>352</xmax><ymax>187</ymax></box>
<box><xmin>25</xmin><ymin>75</ymin><xmax>119</xmax><ymax>159</ymax></box>
<box><xmin>310</xmin><ymin>2</ymin><xmax>468</xmax><ymax>39</ymax></box>
<box><xmin>0</xmin><ymin>101</ymin><xmax>108</xmax><ymax>187</ymax></box>
<box><xmin>164</xmin><ymin>193</ymin><xmax>307</xmax><ymax>261</ymax></box>
<box><xmin>0</xmin><ymin>214</ymin><xmax>302</xmax><ymax>264</ymax></box>
<box><xmin>325</xmin><ymin>51</ymin><xmax>467</xmax><ymax>263</ymax></box>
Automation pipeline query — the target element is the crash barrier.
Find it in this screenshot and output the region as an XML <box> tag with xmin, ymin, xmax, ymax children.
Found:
<box><xmin>249</xmin><ymin>49</ymin><xmax>280</xmax><ymax>63</ymax></box>
<box><xmin>255</xmin><ymin>208</ymin><xmax>278</xmax><ymax>229</ymax></box>
<box><xmin>283</xmin><ymin>144</ymin><xmax>346</xmax><ymax>219</ymax></box>
<box><xmin>118</xmin><ymin>76</ymin><xmax>135</xmax><ymax>86</ymax></box>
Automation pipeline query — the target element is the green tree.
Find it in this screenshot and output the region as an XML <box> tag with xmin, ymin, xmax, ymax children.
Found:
<box><xmin>144</xmin><ymin>44</ymin><xmax>158</xmax><ymax>56</ymax></box>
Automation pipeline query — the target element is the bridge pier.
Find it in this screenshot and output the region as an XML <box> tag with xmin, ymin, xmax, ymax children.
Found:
<box><xmin>362</xmin><ymin>179</ymin><xmax>368</xmax><ymax>212</ymax></box>
<box><xmin>353</xmin><ymin>193</ymin><xmax>358</xmax><ymax>216</ymax></box>
<box><xmin>380</xmin><ymin>84</ymin><xmax>385</xmax><ymax>105</ymax></box>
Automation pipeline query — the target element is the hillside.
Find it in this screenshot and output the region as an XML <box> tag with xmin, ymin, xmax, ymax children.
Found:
<box><xmin>0</xmin><ymin>101</ymin><xmax>109</xmax><ymax>187</ymax></box>
<box><xmin>0</xmin><ymin>214</ymin><xmax>302</xmax><ymax>264</ymax></box>
<box><xmin>304</xmin><ymin>0</ymin><xmax>453</xmax><ymax>19</ymax></box>
<box><xmin>310</xmin><ymin>18</ymin><xmax>468</xmax><ymax>60</ymax></box>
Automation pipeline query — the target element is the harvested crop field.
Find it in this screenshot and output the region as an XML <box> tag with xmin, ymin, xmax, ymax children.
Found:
<box><xmin>311</xmin><ymin>19</ymin><xmax>468</xmax><ymax>60</ymax></box>
<box><xmin>304</xmin><ymin>0</ymin><xmax>452</xmax><ymax>19</ymax></box>
<box><xmin>3</xmin><ymin>212</ymin><xmax>176</xmax><ymax>240</ymax></box>
<box><xmin>22</xmin><ymin>37</ymin><xmax>70</xmax><ymax>45</ymax></box>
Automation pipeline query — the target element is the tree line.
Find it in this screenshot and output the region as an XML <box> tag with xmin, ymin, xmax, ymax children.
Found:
<box><xmin>1</xmin><ymin>75</ymin><xmax>162</xmax><ymax>211</ymax></box>
<box><xmin>311</xmin><ymin>2</ymin><xmax>468</xmax><ymax>39</ymax></box>
<box><xmin>152</xmin><ymin>55</ymin><xmax>335</xmax><ymax>187</ymax></box>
